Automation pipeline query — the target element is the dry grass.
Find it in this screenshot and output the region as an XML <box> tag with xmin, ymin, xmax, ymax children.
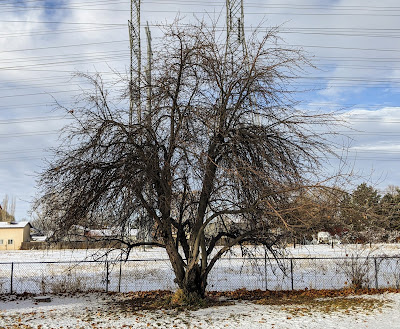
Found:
<box><xmin>257</xmin><ymin>295</ymin><xmax>388</xmax><ymax>316</ymax></box>
<box><xmin>112</xmin><ymin>290</ymin><xmax>233</xmax><ymax>312</ymax></box>
<box><xmin>110</xmin><ymin>287</ymin><xmax>399</xmax><ymax>314</ymax></box>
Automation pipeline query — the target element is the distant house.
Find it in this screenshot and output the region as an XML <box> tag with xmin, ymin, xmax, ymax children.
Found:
<box><xmin>0</xmin><ymin>221</ymin><xmax>31</xmax><ymax>250</ymax></box>
<box><xmin>316</xmin><ymin>231</ymin><xmax>341</xmax><ymax>245</ymax></box>
<box><xmin>317</xmin><ymin>231</ymin><xmax>331</xmax><ymax>244</ymax></box>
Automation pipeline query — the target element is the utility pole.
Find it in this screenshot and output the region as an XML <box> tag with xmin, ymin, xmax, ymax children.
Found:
<box><xmin>226</xmin><ymin>0</ymin><xmax>259</xmax><ymax>125</ymax></box>
<box><xmin>226</xmin><ymin>0</ymin><xmax>246</xmax><ymax>58</ymax></box>
<box><xmin>143</xmin><ymin>21</ymin><xmax>154</xmax><ymax>251</ymax></box>
<box><xmin>128</xmin><ymin>8</ymin><xmax>154</xmax><ymax>248</ymax></box>
<box><xmin>128</xmin><ymin>0</ymin><xmax>141</xmax><ymax>124</ymax></box>
<box><xmin>145</xmin><ymin>21</ymin><xmax>152</xmax><ymax>122</ymax></box>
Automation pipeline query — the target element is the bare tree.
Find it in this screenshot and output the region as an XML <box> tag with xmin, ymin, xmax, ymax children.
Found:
<box><xmin>283</xmin><ymin>187</ymin><xmax>347</xmax><ymax>243</ymax></box>
<box><xmin>1</xmin><ymin>195</ymin><xmax>16</xmax><ymax>222</ymax></box>
<box><xmin>35</xmin><ymin>21</ymin><xmax>342</xmax><ymax>298</ymax></box>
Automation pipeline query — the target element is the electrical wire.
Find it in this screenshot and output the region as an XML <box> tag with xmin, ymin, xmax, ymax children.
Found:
<box><xmin>1</xmin><ymin>2</ymin><xmax>400</xmax><ymax>167</ymax></box>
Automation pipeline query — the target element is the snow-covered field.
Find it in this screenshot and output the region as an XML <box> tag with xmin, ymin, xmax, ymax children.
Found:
<box><xmin>1</xmin><ymin>243</ymin><xmax>399</xmax><ymax>263</ymax></box>
<box><xmin>1</xmin><ymin>245</ymin><xmax>400</xmax><ymax>328</ymax></box>
<box><xmin>0</xmin><ymin>291</ymin><xmax>400</xmax><ymax>328</ymax></box>
<box><xmin>1</xmin><ymin>244</ymin><xmax>400</xmax><ymax>294</ymax></box>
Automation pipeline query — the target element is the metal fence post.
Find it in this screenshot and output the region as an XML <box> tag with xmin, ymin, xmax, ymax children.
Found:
<box><xmin>264</xmin><ymin>249</ymin><xmax>268</xmax><ymax>291</ymax></box>
<box><xmin>10</xmin><ymin>262</ymin><xmax>14</xmax><ymax>294</ymax></box>
<box><xmin>374</xmin><ymin>257</ymin><xmax>379</xmax><ymax>289</ymax></box>
<box><xmin>118</xmin><ymin>260</ymin><xmax>122</xmax><ymax>293</ymax></box>
<box><xmin>105</xmin><ymin>261</ymin><xmax>109</xmax><ymax>293</ymax></box>
<box><xmin>290</xmin><ymin>258</ymin><xmax>294</xmax><ymax>290</ymax></box>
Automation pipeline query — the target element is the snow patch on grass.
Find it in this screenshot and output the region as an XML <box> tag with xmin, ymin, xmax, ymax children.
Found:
<box><xmin>0</xmin><ymin>291</ymin><xmax>399</xmax><ymax>328</ymax></box>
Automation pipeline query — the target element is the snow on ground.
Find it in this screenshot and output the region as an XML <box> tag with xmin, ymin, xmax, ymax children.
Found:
<box><xmin>0</xmin><ymin>292</ymin><xmax>400</xmax><ymax>328</ymax></box>
<box><xmin>1</xmin><ymin>244</ymin><xmax>400</xmax><ymax>294</ymax></box>
<box><xmin>0</xmin><ymin>244</ymin><xmax>398</xmax><ymax>263</ymax></box>
<box><xmin>286</xmin><ymin>243</ymin><xmax>400</xmax><ymax>258</ymax></box>
<box><xmin>1</xmin><ymin>243</ymin><xmax>400</xmax><ymax>263</ymax></box>
<box><xmin>1</xmin><ymin>245</ymin><xmax>400</xmax><ymax>328</ymax></box>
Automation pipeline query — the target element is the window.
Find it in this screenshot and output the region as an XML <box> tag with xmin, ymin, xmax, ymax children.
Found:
<box><xmin>7</xmin><ymin>239</ymin><xmax>13</xmax><ymax>245</ymax></box>
<box><xmin>0</xmin><ymin>239</ymin><xmax>3</xmax><ymax>245</ymax></box>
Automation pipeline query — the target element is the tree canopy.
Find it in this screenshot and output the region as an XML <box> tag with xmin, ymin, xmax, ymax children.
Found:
<box><xmin>35</xmin><ymin>21</ymin><xmax>342</xmax><ymax>297</ymax></box>
<box><xmin>338</xmin><ymin>183</ymin><xmax>400</xmax><ymax>242</ymax></box>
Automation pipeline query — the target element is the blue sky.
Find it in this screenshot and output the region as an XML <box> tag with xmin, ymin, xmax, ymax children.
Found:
<box><xmin>1</xmin><ymin>0</ymin><xmax>400</xmax><ymax>220</ymax></box>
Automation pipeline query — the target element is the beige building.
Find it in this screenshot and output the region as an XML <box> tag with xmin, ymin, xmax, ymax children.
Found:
<box><xmin>0</xmin><ymin>221</ymin><xmax>31</xmax><ymax>250</ymax></box>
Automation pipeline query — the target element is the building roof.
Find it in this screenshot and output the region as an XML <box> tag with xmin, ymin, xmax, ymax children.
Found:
<box><xmin>0</xmin><ymin>221</ymin><xmax>31</xmax><ymax>229</ymax></box>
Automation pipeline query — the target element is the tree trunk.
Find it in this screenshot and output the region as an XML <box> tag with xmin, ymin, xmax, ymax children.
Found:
<box><xmin>164</xmin><ymin>238</ymin><xmax>207</xmax><ymax>299</ymax></box>
<box><xmin>182</xmin><ymin>263</ymin><xmax>207</xmax><ymax>298</ymax></box>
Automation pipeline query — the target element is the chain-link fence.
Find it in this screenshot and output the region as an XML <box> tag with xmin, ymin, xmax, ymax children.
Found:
<box><xmin>1</xmin><ymin>256</ymin><xmax>400</xmax><ymax>294</ymax></box>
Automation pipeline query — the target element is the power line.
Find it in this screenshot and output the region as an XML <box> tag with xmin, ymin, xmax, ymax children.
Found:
<box><xmin>0</xmin><ymin>130</ymin><xmax>60</xmax><ymax>138</ymax></box>
<box><xmin>0</xmin><ymin>116</ymin><xmax>72</xmax><ymax>125</ymax></box>
<box><xmin>0</xmin><ymin>55</ymin><xmax>128</xmax><ymax>70</ymax></box>
<box><xmin>2</xmin><ymin>49</ymin><xmax>400</xmax><ymax>67</ymax></box>
<box><xmin>0</xmin><ymin>26</ymin><xmax>125</xmax><ymax>39</ymax></box>
<box><xmin>2</xmin><ymin>106</ymin><xmax>400</xmax><ymax>124</ymax></box>
<box><xmin>2</xmin><ymin>82</ymin><xmax>400</xmax><ymax>101</ymax></box>
<box><xmin>4</xmin><ymin>26</ymin><xmax>400</xmax><ymax>41</ymax></box>
<box><xmin>4</xmin><ymin>2</ymin><xmax>400</xmax><ymax>15</ymax></box>
<box><xmin>3</xmin><ymin>0</ymin><xmax>400</xmax><ymax>11</ymax></box>
<box><xmin>0</xmin><ymin>40</ymin><xmax>128</xmax><ymax>54</ymax></box>
<box><xmin>0</xmin><ymin>89</ymin><xmax>94</xmax><ymax>99</ymax></box>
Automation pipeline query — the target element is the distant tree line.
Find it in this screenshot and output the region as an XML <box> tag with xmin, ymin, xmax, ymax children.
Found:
<box><xmin>286</xmin><ymin>183</ymin><xmax>400</xmax><ymax>244</ymax></box>
<box><xmin>31</xmin><ymin>183</ymin><xmax>400</xmax><ymax>245</ymax></box>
